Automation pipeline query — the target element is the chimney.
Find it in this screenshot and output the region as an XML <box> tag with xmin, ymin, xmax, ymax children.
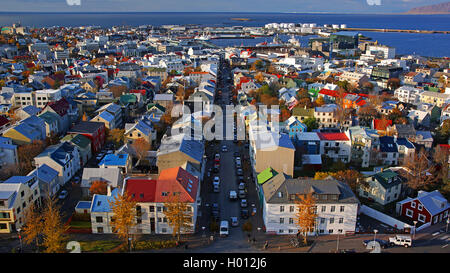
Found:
<box><xmin>107</xmin><ymin>185</ymin><xmax>112</xmax><ymax>196</ymax></box>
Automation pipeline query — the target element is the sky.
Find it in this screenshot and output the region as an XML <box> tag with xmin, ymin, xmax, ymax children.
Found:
<box><xmin>0</xmin><ymin>0</ymin><xmax>447</xmax><ymax>13</ymax></box>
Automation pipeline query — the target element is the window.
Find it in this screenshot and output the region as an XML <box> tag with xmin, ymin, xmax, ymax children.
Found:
<box><xmin>149</xmin><ymin>206</ymin><xmax>154</xmax><ymax>212</ymax></box>
<box><xmin>289</xmin><ymin>206</ymin><xmax>294</xmax><ymax>212</ymax></box>
<box><xmin>320</xmin><ymin>218</ymin><xmax>325</xmax><ymax>224</ymax></box>
<box><xmin>340</xmin><ymin>206</ymin><xmax>345</xmax><ymax>212</ymax></box>
<box><xmin>20</xmin><ymin>191</ymin><xmax>24</xmax><ymax>197</ymax></box>
<box><xmin>162</xmin><ymin>228</ymin><xmax>167</xmax><ymax>233</ymax></box>
<box><xmin>339</xmin><ymin>218</ymin><xmax>344</xmax><ymax>224</ymax></box>
<box><xmin>288</xmin><ymin>229</ymin><xmax>294</xmax><ymax>233</ymax></box>
<box><xmin>96</xmin><ymin>216</ymin><xmax>103</xmax><ymax>223</ymax></box>
<box><xmin>329</xmin><ymin>218</ymin><xmax>334</xmax><ymax>224</ymax></box>
<box><xmin>289</xmin><ymin>218</ymin><xmax>294</xmax><ymax>224</ymax></box>
<box><xmin>338</xmin><ymin>229</ymin><xmax>343</xmax><ymax>234</ymax></box>
<box><xmin>0</xmin><ymin>223</ymin><xmax>7</xmax><ymax>230</ymax></box>
<box><xmin>330</xmin><ymin>206</ymin><xmax>335</xmax><ymax>212</ymax></box>
<box><xmin>279</xmin><ymin>230</ymin><xmax>284</xmax><ymax>234</ymax></box>
<box><xmin>418</xmin><ymin>214</ymin><xmax>426</xmax><ymax>223</ymax></box>
<box><xmin>157</xmin><ymin>217</ymin><xmax>162</xmax><ymax>222</ymax></box>
<box><xmin>163</xmin><ymin>217</ymin><xmax>167</xmax><ymax>223</ymax></box>
<box><xmin>280</xmin><ymin>206</ymin><xmax>284</xmax><ymax>212</ymax></box>
<box><xmin>321</xmin><ymin>206</ymin><xmax>326</xmax><ymax>212</ymax></box>
<box><xmin>406</xmin><ymin>208</ymin><xmax>413</xmax><ymax>218</ymax></box>
<box><xmin>157</xmin><ymin>206</ymin><xmax>162</xmax><ymax>212</ymax></box>
<box><xmin>417</xmin><ymin>204</ymin><xmax>423</xmax><ymax>211</ymax></box>
<box><xmin>319</xmin><ymin>229</ymin><xmax>324</xmax><ymax>234</ymax></box>
<box><xmin>329</xmin><ymin>229</ymin><xmax>334</xmax><ymax>234</ymax></box>
<box><xmin>280</xmin><ymin>218</ymin><xmax>284</xmax><ymax>224</ymax></box>
<box><xmin>411</xmin><ymin>202</ymin><xmax>416</xmax><ymax>208</ymax></box>
<box><xmin>97</xmin><ymin>227</ymin><xmax>104</xmax><ymax>233</ymax></box>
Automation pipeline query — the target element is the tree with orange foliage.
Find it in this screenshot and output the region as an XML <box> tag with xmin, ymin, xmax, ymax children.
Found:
<box><xmin>41</xmin><ymin>196</ymin><xmax>68</xmax><ymax>253</ymax></box>
<box><xmin>89</xmin><ymin>180</ymin><xmax>108</xmax><ymax>196</ymax></box>
<box><xmin>109</xmin><ymin>191</ymin><xmax>137</xmax><ymax>249</ymax></box>
<box><xmin>295</xmin><ymin>193</ymin><xmax>318</xmax><ymax>244</ymax></box>
<box><xmin>18</xmin><ymin>140</ymin><xmax>46</xmax><ymax>175</ymax></box>
<box><xmin>131</xmin><ymin>138</ymin><xmax>151</xmax><ymax>163</ymax></box>
<box><xmin>259</xmin><ymin>94</ymin><xmax>279</xmax><ymax>106</ymax></box>
<box><xmin>314</xmin><ymin>96</ymin><xmax>325</xmax><ymax>107</ymax></box>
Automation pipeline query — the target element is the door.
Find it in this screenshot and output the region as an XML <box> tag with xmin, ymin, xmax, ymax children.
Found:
<box><xmin>150</xmin><ymin>218</ymin><xmax>155</xmax><ymax>234</ymax></box>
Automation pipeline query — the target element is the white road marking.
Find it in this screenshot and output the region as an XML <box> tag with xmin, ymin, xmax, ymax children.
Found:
<box><xmin>442</xmin><ymin>244</ymin><xmax>448</xmax><ymax>248</ymax></box>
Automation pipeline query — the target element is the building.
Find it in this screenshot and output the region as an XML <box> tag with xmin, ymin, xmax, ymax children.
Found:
<box><xmin>0</xmin><ymin>175</ymin><xmax>41</xmax><ymax>233</ymax></box>
<box><xmin>68</xmin><ymin>121</ymin><xmax>106</xmax><ymax>154</ymax></box>
<box><xmin>81</xmin><ymin>167</ymin><xmax>123</xmax><ymax>197</ymax></box>
<box><xmin>61</xmin><ymin>134</ymin><xmax>92</xmax><ymax>166</ymax></box>
<box><xmin>34</xmin><ymin>142</ymin><xmax>81</xmax><ymax>186</ymax></box>
<box><xmin>359</xmin><ymin>169</ymin><xmax>403</xmax><ymax>205</ymax></box>
<box><xmin>317</xmin><ymin>132</ymin><xmax>352</xmax><ymax>163</ymax></box>
<box><xmin>0</xmin><ymin>136</ymin><xmax>18</xmax><ymax>168</ymax></box>
<box><xmin>261</xmin><ymin>177</ymin><xmax>359</xmax><ymax>235</ymax></box>
<box><xmin>394</xmin><ymin>86</ymin><xmax>422</xmax><ymax>105</ymax></box>
<box><xmin>91</xmin><ymin>103</ymin><xmax>123</xmax><ymax>130</ymax></box>
<box><xmin>99</xmin><ymin>154</ymin><xmax>131</xmax><ymax>175</ymax></box>
<box><xmin>90</xmin><ymin>188</ymin><xmax>120</xmax><ymax>234</ymax></box>
<box><xmin>396</xmin><ymin>190</ymin><xmax>449</xmax><ymax>227</ymax></box>
<box><xmin>419</xmin><ymin>91</ymin><xmax>450</xmax><ymax>107</ymax></box>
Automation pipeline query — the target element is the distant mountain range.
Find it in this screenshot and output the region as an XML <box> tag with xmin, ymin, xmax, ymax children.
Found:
<box><xmin>406</xmin><ymin>1</ymin><xmax>450</xmax><ymax>14</ymax></box>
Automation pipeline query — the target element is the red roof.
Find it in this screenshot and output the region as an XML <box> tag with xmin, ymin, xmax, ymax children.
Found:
<box><xmin>46</xmin><ymin>98</ymin><xmax>69</xmax><ymax>117</ymax></box>
<box><xmin>0</xmin><ymin>116</ymin><xmax>10</xmax><ymax>127</ymax></box>
<box><xmin>125</xmin><ymin>179</ymin><xmax>158</xmax><ymax>202</ymax></box>
<box><xmin>317</xmin><ymin>132</ymin><xmax>349</xmax><ymax>141</ymax></box>
<box><xmin>156</xmin><ymin>167</ymin><xmax>198</xmax><ymax>203</ymax></box>
<box><xmin>373</xmin><ymin>119</ymin><xmax>392</xmax><ymax>131</ymax></box>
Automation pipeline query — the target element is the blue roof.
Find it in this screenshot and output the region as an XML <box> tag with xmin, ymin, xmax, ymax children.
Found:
<box><xmin>3</xmin><ymin>176</ymin><xmax>33</xmax><ymax>184</ymax></box>
<box><xmin>36</xmin><ymin>142</ymin><xmax>75</xmax><ymax>167</ymax></box>
<box><xmin>22</xmin><ymin>105</ymin><xmax>41</xmax><ymax>116</ymax></box>
<box><xmin>33</xmin><ymin>164</ymin><xmax>59</xmax><ymax>183</ymax></box>
<box><xmin>379</xmin><ymin>136</ymin><xmax>398</xmax><ymax>153</ymax></box>
<box><xmin>180</xmin><ymin>139</ymin><xmax>204</xmax><ymax>162</ymax></box>
<box><xmin>76</xmin><ymin>201</ymin><xmax>92</xmax><ymax>209</ymax></box>
<box><xmin>278</xmin><ymin>134</ymin><xmax>295</xmax><ymax>150</ymax></box>
<box><xmin>91</xmin><ymin>189</ymin><xmax>119</xmax><ymax>213</ymax></box>
<box><xmin>13</xmin><ymin>122</ymin><xmax>41</xmax><ymax>140</ymax></box>
<box><xmin>416</xmin><ymin>130</ymin><xmax>433</xmax><ymax>140</ymax></box>
<box><xmin>99</xmin><ymin>154</ymin><xmax>128</xmax><ymax>166</ymax></box>
<box><xmin>395</xmin><ymin>138</ymin><xmax>415</xmax><ymax>149</ymax></box>
<box><xmin>98</xmin><ymin>110</ymin><xmax>115</xmax><ymax>123</ymax></box>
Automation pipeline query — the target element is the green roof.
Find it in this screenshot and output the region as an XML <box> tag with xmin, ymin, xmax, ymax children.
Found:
<box><xmin>292</xmin><ymin>107</ymin><xmax>314</xmax><ymax>117</ymax></box>
<box><xmin>62</xmin><ymin>133</ymin><xmax>91</xmax><ymax>148</ymax></box>
<box><xmin>257</xmin><ymin>167</ymin><xmax>278</xmax><ymax>185</ymax></box>
<box><xmin>38</xmin><ymin>111</ymin><xmax>60</xmax><ymax>124</ymax></box>
<box><xmin>120</xmin><ymin>94</ymin><xmax>137</xmax><ymax>104</ymax></box>
<box><xmin>372</xmin><ymin>170</ymin><xmax>401</xmax><ymax>189</ymax></box>
<box><xmin>147</xmin><ymin>103</ymin><xmax>166</xmax><ymax>112</ymax></box>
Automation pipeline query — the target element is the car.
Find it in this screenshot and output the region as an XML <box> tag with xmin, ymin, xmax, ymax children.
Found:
<box><xmin>238</xmin><ymin>182</ymin><xmax>246</xmax><ymax>190</ymax></box>
<box><xmin>236</xmin><ymin>168</ymin><xmax>243</xmax><ymax>176</ymax></box>
<box><xmin>229</xmin><ymin>190</ymin><xmax>237</xmax><ymax>200</ymax></box>
<box><xmin>230</xmin><ymin>217</ymin><xmax>239</xmax><ymax>227</ymax></box>
<box><xmin>388</xmin><ymin>235</ymin><xmax>412</xmax><ymax>247</ymax></box>
<box><xmin>219</xmin><ymin>221</ymin><xmax>229</xmax><ymax>237</ymax></box>
<box><xmin>363</xmin><ymin>239</ymin><xmax>390</xmax><ymax>249</ymax></box>
<box><xmin>233</xmin><ymin>152</ymin><xmax>240</xmax><ymax>157</ymax></box>
<box><xmin>212</xmin><ymin>203</ymin><xmax>219</xmax><ymax>211</ymax></box>
<box><xmin>197</xmin><ymin>197</ymin><xmax>202</xmax><ymax>207</ymax></box>
<box><xmin>221</xmin><ymin>145</ymin><xmax>228</xmax><ymax>152</ymax></box>
<box><xmin>214</xmin><ymin>153</ymin><xmax>220</xmax><ymax>162</ymax></box>
<box><xmin>238</xmin><ymin>190</ymin><xmax>247</xmax><ymax>199</ymax></box>
<box><xmin>58</xmin><ymin>190</ymin><xmax>68</xmax><ymax>200</ymax></box>
<box><xmin>240</xmin><ymin>209</ymin><xmax>249</xmax><ymax>219</ymax></box>
<box><xmin>236</xmin><ymin>162</ymin><xmax>241</xmax><ymax>168</ymax></box>
<box><xmin>240</xmin><ymin>199</ymin><xmax>247</xmax><ymax>208</ymax></box>
<box><xmin>213</xmin><ymin>176</ymin><xmax>220</xmax><ymax>183</ymax></box>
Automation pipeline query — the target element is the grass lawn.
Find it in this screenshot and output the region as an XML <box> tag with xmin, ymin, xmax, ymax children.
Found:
<box><xmin>69</xmin><ymin>221</ymin><xmax>92</xmax><ymax>229</ymax></box>
<box><xmin>79</xmin><ymin>240</ymin><xmax>122</xmax><ymax>252</ymax></box>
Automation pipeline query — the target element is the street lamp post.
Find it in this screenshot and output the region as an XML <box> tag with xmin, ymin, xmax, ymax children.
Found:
<box><xmin>128</xmin><ymin>237</ymin><xmax>132</xmax><ymax>253</ymax></box>
<box><xmin>336</xmin><ymin>233</ymin><xmax>340</xmax><ymax>253</ymax></box>
<box><xmin>373</xmin><ymin>229</ymin><xmax>378</xmax><ymax>245</ymax></box>
<box><xmin>202</xmin><ymin>226</ymin><xmax>206</xmax><ymax>238</ymax></box>
<box><xmin>17</xmin><ymin>228</ymin><xmax>22</xmax><ymax>253</ymax></box>
<box><xmin>413</xmin><ymin>221</ymin><xmax>417</xmax><ymax>240</ymax></box>
<box><xmin>446</xmin><ymin>216</ymin><xmax>449</xmax><ymax>233</ymax></box>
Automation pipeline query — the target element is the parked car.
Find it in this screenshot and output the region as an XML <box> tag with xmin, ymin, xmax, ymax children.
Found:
<box><xmin>389</xmin><ymin>235</ymin><xmax>412</xmax><ymax>247</ymax></box>
<box><xmin>233</xmin><ymin>152</ymin><xmax>240</xmax><ymax>157</ymax></box>
<box><xmin>238</xmin><ymin>190</ymin><xmax>247</xmax><ymax>199</ymax></box>
<box><xmin>221</xmin><ymin>145</ymin><xmax>228</xmax><ymax>152</ymax></box>
<box><xmin>240</xmin><ymin>199</ymin><xmax>248</xmax><ymax>208</ymax></box>
<box><xmin>236</xmin><ymin>168</ymin><xmax>243</xmax><ymax>176</ymax></box>
<box><xmin>58</xmin><ymin>190</ymin><xmax>68</xmax><ymax>200</ymax></box>
<box><xmin>241</xmin><ymin>209</ymin><xmax>249</xmax><ymax>219</ymax></box>
<box><xmin>363</xmin><ymin>239</ymin><xmax>390</xmax><ymax>249</ymax></box>
<box><xmin>230</xmin><ymin>217</ymin><xmax>239</xmax><ymax>227</ymax></box>
<box><xmin>220</xmin><ymin>221</ymin><xmax>229</xmax><ymax>237</ymax></box>
<box><xmin>238</xmin><ymin>183</ymin><xmax>246</xmax><ymax>190</ymax></box>
<box><xmin>214</xmin><ymin>153</ymin><xmax>220</xmax><ymax>162</ymax></box>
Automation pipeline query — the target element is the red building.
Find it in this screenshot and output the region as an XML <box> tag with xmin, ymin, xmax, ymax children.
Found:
<box><xmin>397</xmin><ymin>190</ymin><xmax>449</xmax><ymax>227</ymax></box>
<box><xmin>68</xmin><ymin>121</ymin><xmax>105</xmax><ymax>154</ymax></box>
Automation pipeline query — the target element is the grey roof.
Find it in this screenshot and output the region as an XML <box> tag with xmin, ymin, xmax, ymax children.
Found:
<box><xmin>157</xmin><ymin>133</ymin><xmax>204</xmax><ymax>163</ymax></box>
<box><xmin>416</xmin><ymin>190</ymin><xmax>450</xmax><ymax>216</ymax></box>
<box><xmin>263</xmin><ymin>177</ymin><xmax>359</xmax><ymax>204</ymax></box>
<box><xmin>81</xmin><ymin>167</ymin><xmax>123</xmax><ymax>188</ymax></box>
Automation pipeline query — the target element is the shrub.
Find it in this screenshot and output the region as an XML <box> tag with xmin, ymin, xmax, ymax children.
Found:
<box><xmin>134</xmin><ymin>240</ymin><xmax>176</xmax><ymax>251</ymax></box>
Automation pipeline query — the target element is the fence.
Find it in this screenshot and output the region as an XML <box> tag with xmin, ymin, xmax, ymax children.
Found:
<box><xmin>360</xmin><ymin>205</ymin><xmax>412</xmax><ymax>232</ymax></box>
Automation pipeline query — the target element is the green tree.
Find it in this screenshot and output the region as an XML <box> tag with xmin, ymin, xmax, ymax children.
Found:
<box><xmin>304</xmin><ymin>117</ymin><xmax>319</xmax><ymax>132</ymax></box>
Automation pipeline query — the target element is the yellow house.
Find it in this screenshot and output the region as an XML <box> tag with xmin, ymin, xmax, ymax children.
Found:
<box><xmin>0</xmin><ymin>176</ymin><xmax>41</xmax><ymax>233</ymax></box>
<box><xmin>419</xmin><ymin>91</ymin><xmax>450</xmax><ymax>107</ymax></box>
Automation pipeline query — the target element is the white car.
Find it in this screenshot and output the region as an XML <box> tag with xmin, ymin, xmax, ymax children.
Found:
<box><xmin>230</xmin><ymin>217</ymin><xmax>239</xmax><ymax>227</ymax></box>
<box><xmin>240</xmin><ymin>199</ymin><xmax>247</xmax><ymax>208</ymax></box>
<box><xmin>214</xmin><ymin>176</ymin><xmax>220</xmax><ymax>183</ymax></box>
<box><xmin>389</xmin><ymin>235</ymin><xmax>412</xmax><ymax>247</ymax></box>
<box><xmin>229</xmin><ymin>190</ymin><xmax>237</xmax><ymax>200</ymax></box>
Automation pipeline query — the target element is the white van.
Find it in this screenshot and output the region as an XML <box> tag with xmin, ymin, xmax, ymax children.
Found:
<box><xmin>220</xmin><ymin>220</ymin><xmax>229</xmax><ymax>237</ymax></box>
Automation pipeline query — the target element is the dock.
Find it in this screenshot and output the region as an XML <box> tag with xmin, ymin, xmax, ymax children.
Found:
<box><xmin>342</xmin><ymin>28</ymin><xmax>450</xmax><ymax>34</ymax></box>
